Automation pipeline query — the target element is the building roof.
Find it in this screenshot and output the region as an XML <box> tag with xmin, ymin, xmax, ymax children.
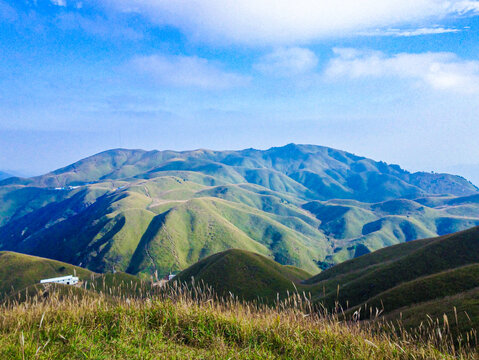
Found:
<box><xmin>40</xmin><ymin>275</ymin><xmax>78</xmax><ymax>283</ymax></box>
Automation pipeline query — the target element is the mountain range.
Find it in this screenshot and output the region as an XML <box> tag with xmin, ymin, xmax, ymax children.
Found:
<box><xmin>1</xmin><ymin>144</ymin><xmax>478</xmax><ymax>277</ymax></box>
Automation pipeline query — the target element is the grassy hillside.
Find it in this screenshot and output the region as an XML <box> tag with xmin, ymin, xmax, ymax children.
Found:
<box><xmin>175</xmin><ymin>227</ymin><xmax>479</xmax><ymax>337</ymax></box>
<box><xmin>355</xmin><ymin>264</ymin><xmax>479</xmax><ymax>315</ymax></box>
<box><xmin>3</xmin><ymin>144</ymin><xmax>477</xmax><ymax>200</ymax></box>
<box><xmin>176</xmin><ymin>249</ymin><xmax>311</xmax><ymax>301</ymax></box>
<box><xmin>1</xmin><ymin>235</ymin><xmax>479</xmax><ymax>358</ymax></box>
<box><xmin>385</xmin><ymin>286</ymin><xmax>479</xmax><ymax>338</ymax></box>
<box><xmin>312</xmin><ymin>226</ymin><xmax>479</xmax><ymax>309</ymax></box>
<box><xmin>0</xmin><ymin>251</ymin><xmax>91</xmax><ymax>298</ymax></box>
<box><xmin>303</xmin><ymin>197</ymin><xmax>479</xmax><ymax>266</ymax></box>
<box><xmin>0</xmin><ymin>251</ymin><xmax>146</xmax><ymax>302</ymax></box>
<box><xmin>1</xmin><ymin>173</ymin><xmax>479</xmax><ymax>278</ymax></box>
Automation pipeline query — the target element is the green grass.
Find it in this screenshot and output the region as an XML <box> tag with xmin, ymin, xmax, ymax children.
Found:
<box><xmin>0</xmin><ymin>251</ymin><xmax>92</xmax><ymax>300</ymax></box>
<box><xmin>0</xmin><ymin>251</ymin><xmax>148</xmax><ymax>302</ymax></box>
<box><xmin>2</xmin><ymin>241</ymin><xmax>479</xmax><ymax>358</ymax></box>
<box><xmin>176</xmin><ymin>249</ymin><xmax>311</xmax><ymax>302</ymax></box>
<box><xmin>313</xmin><ymin>226</ymin><xmax>479</xmax><ymax>309</ymax></box>
<box><xmin>353</xmin><ymin>264</ymin><xmax>479</xmax><ymax>316</ymax></box>
<box><xmin>385</xmin><ymin>286</ymin><xmax>479</xmax><ymax>341</ymax></box>
<box><xmin>0</xmin><ymin>282</ymin><xmax>475</xmax><ymax>359</ymax></box>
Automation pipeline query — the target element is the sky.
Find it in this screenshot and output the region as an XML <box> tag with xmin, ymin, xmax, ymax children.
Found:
<box><xmin>1</xmin><ymin>0</ymin><xmax>479</xmax><ymax>184</ymax></box>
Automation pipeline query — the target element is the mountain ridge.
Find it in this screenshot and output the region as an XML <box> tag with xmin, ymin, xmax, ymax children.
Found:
<box><xmin>3</xmin><ymin>144</ymin><xmax>477</xmax><ymax>200</ymax></box>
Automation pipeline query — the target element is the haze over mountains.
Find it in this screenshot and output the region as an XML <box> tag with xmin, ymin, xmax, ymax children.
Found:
<box><xmin>444</xmin><ymin>164</ymin><xmax>479</xmax><ymax>189</ymax></box>
<box><xmin>1</xmin><ymin>144</ymin><xmax>478</xmax><ymax>277</ymax></box>
<box><xmin>0</xmin><ymin>171</ymin><xmax>12</xmax><ymax>181</ymax></box>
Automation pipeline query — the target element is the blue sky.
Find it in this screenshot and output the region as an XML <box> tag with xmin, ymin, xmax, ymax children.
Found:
<box><xmin>1</xmin><ymin>0</ymin><xmax>479</xmax><ymax>184</ymax></box>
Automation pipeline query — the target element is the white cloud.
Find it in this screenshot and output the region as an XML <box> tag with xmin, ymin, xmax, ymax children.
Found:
<box><xmin>451</xmin><ymin>0</ymin><xmax>479</xmax><ymax>13</ymax></box>
<box><xmin>131</xmin><ymin>54</ymin><xmax>249</xmax><ymax>89</ymax></box>
<box><xmin>360</xmin><ymin>27</ymin><xmax>460</xmax><ymax>37</ymax></box>
<box><xmin>51</xmin><ymin>0</ymin><xmax>67</xmax><ymax>6</ymax></box>
<box><xmin>254</xmin><ymin>47</ymin><xmax>318</xmax><ymax>76</ymax></box>
<box><xmin>325</xmin><ymin>48</ymin><xmax>479</xmax><ymax>93</ymax></box>
<box><xmin>98</xmin><ymin>0</ymin><xmax>479</xmax><ymax>44</ymax></box>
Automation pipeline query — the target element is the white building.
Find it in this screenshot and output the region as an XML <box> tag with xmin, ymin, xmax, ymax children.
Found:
<box><xmin>40</xmin><ymin>275</ymin><xmax>79</xmax><ymax>286</ymax></box>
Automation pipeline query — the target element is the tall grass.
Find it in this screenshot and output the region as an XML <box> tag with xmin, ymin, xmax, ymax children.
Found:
<box><xmin>1</xmin><ymin>280</ymin><xmax>477</xmax><ymax>359</ymax></box>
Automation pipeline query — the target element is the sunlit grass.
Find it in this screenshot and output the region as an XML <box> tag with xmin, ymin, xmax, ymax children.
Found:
<box><xmin>1</xmin><ymin>281</ymin><xmax>477</xmax><ymax>359</ymax></box>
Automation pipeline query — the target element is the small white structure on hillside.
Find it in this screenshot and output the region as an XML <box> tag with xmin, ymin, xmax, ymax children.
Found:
<box><xmin>40</xmin><ymin>275</ymin><xmax>79</xmax><ymax>286</ymax></box>
<box><xmin>168</xmin><ymin>274</ymin><xmax>176</xmax><ymax>281</ymax></box>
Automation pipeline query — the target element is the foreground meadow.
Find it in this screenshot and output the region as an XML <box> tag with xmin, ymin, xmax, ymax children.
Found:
<box><xmin>0</xmin><ymin>282</ymin><xmax>477</xmax><ymax>360</ymax></box>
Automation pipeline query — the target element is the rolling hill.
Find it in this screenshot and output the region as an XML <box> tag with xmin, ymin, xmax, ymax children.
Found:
<box><xmin>175</xmin><ymin>249</ymin><xmax>311</xmax><ymax>301</ymax></box>
<box><xmin>175</xmin><ymin>227</ymin><xmax>479</xmax><ymax>332</ymax></box>
<box><xmin>0</xmin><ymin>144</ymin><xmax>478</xmax><ymax>278</ymax></box>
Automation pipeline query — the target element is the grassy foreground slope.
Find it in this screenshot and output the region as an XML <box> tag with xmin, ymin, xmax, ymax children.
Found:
<box><xmin>0</xmin><ymin>282</ymin><xmax>474</xmax><ymax>359</ymax></box>
<box><xmin>386</xmin><ymin>286</ymin><xmax>479</xmax><ymax>338</ymax></box>
<box><xmin>311</xmin><ymin>226</ymin><xmax>479</xmax><ymax>309</ymax></box>
<box><xmin>313</xmin><ymin>226</ymin><xmax>479</xmax><ymax>321</ymax></box>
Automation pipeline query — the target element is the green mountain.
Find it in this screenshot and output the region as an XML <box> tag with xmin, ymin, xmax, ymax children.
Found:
<box><xmin>0</xmin><ymin>251</ymin><xmax>146</xmax><ymax>302</ymax></box>
<box><xmin>0</xmin><ymin>144</ymin><xmax>478</xmax><ymax>278</ymax></box>
<box><xmin>3</xmin><ymin>144</ymin><xmax>477</xmax><ymax>199</ymax></box>
<box><xmin>176</xmin><ymin>227</ymin><xmax>479</xmax><ymax>332</ymax></box>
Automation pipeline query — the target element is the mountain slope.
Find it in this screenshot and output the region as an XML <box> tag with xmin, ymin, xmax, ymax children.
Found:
<box><xmin>175</xmin><ymin>249</ymin><xmax>311</xmax><ymax>301</ymax></box>
<box><xmin>175</xmin><ymin>227</ymin><xmax>479</xmax><ymax>332</ymax></box>
<box><xmin>1</xmin><ymin>144</ymin><xmax>479</xmax><ymax>278</ymax></box>
<box><xmin>0</xmin><ymin>251</ymin><xmax>91</xmax><ymax>298</ymax></box>
<box><xmin>309</xmin><ymin>226</ymin><xmax>479</xmax><ymax>309</ymax></box>
<box><xmin>3</xmin><ymin>174</ymin><xmax>479</xmax><ymax>277</ymax></box>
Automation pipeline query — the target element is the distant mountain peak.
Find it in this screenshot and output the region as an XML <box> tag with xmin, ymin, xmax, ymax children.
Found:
<box><xmin>0</xmin><ymin>171</ymin><xmax>14</xmax><ymax>181</ymax></box>
<box><xmin>1</xmin><ymin>145</ymin><xmax>477</xmax><ymax>200</ymax></box>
